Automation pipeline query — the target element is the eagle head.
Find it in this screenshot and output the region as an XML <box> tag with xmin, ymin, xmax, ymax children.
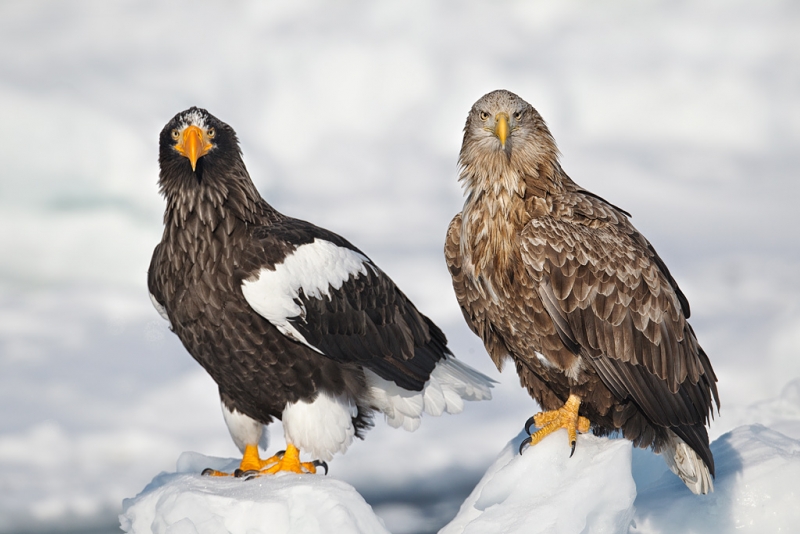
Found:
<box><xmin>158</xmin><ymin>107</ymin><xmax>242</xmax><ymax>182</ymax></box>
<box><xmin>459</xmin><ymin>90</ymin><xmax>561</xmax><ymax>197</ymax></box>
<box><xmin>460</xmin><ymin>89</ymin><xmax>558</xmax><ymax>165</ymax></box>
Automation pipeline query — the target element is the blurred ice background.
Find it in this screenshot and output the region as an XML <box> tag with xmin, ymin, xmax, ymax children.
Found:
<box><xmin>0</xmin><ymin>1</ymin><xmax>798</xmax><ymax>533</ymax></box>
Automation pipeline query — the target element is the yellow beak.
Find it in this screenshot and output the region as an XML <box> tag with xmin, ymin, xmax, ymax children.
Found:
<box><xmin>175</xmin><ymin>125</ymin><xmax>213</xmax><ymax>171</ymax></box>
<box><xmin>494</xmin><ymin>113</ymin><xmax>509</xmax><ymax>149</ymax></box>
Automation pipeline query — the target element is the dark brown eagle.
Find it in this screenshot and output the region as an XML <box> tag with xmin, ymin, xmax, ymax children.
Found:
<box><xmin>148</xmin><ymin>107</ymin><xmax>493</xmax><ymax>477</ymax></box>
<box><xmin>445</xmin><ymin>90</ymin><xmax>719</xmax><ymax>494</ymax></box>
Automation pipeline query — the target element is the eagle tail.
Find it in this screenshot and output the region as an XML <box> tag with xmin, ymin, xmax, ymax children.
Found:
<box><xmin>662</xmin><ymin>431</ymin><xmax>714</xmax><ymax>495</ymax></box>
<box><xmin>366</xmin><ymin>355</ymin><xmax>494</xmax><ymax>431</ymax></box>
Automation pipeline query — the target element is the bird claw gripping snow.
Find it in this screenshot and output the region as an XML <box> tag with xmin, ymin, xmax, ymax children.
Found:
<box><xmin>201</xmin><ymin>443</ymin><xmax>328</xmax><ymax>478</ymax></box>
<box><xmin>519</xmin><ymin>394</ymin><xmax>591</xmax><ymax>456</ymax></box>
<box><xmin>257</xmin><ymin>446</ymin><xmax>328</xmax><ymax>475</ymax></box>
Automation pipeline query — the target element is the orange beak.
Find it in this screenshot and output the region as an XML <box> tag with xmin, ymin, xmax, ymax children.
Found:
<box><xmin>175</xmin><ymin>125</ymin><xmax>213</xmax><ymax>171</ymax></box>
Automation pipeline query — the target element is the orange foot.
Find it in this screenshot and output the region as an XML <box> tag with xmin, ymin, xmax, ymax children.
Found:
<box><xmin>520</xmin><ymin>394</ymin><xmax>591</xmax><ymax>457</ymax></box>
<box><xmin>201</xmin><ymin>443</ymin><xmax>327</xmax><ymax>479</ymax></box>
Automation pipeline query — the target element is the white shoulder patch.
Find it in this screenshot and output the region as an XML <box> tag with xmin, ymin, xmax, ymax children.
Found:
<box><xmin>366</xmin><ymin>356</ymin><xmax>494</xmax><ymax>432</ymax></box>
<box><xmin>149</xmin><ymin>292</ymin><xmax>172</xmax><ymax>327</ymax></box>
<box><xmin>241</xmin><ymin>239</ymin><xmax>373</xmax><ymax>352</ymax></box>
<box><xmin>282</xmin><ymin>392</ymin><xmax>358</xmax><ymax>461</ymax></box>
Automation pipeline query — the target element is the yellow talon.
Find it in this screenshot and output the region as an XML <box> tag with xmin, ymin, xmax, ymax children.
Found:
<box><xmin>522</xmin><ymin>394</ymin><xmax>591</xmax><ymax>456</ymax></box>
<box><xmin>201</xmin><ymin>443</ymin><xmax>325</xmax><ymax>478</ymax></box>
<box><xmin>260</xmin><ymin>443</ymin><xmax>320</xmax><ymax>475</ymax></box>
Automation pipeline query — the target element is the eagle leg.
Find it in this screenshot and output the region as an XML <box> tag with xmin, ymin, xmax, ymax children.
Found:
<box><xmin>520</xmin><ymin>394</ymin><xmax>590</xmax><ymax>456</ymax></box>
<box><xmin>201</xmin><ymin>443</ymin><xmax>326</xmax><ymax>477</ymax></box>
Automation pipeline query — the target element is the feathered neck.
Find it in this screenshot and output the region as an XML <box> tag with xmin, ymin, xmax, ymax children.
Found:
<box><xmin>458</xmin><ymin>122</ymin><xmax>563</xmax><ymax>200</ymax></box>
<box><xmin>159</xmin><ymin>156</ymin><xmax>278</xmax><ymax>230</ymax></box>
<box><xmin>457</xmin><ymin>135</ymin><xmax>563</xmax><ymax>282</ymax></box>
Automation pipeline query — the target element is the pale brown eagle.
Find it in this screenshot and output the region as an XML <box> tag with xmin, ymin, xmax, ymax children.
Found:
<box><xmin>445</xmin><ymin>90</ymin><xmax>719</xmax><ymax>494</ymax></box>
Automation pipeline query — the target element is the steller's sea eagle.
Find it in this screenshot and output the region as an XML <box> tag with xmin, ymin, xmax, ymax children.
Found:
<box><xmin>148</xmin><ymin>107</ymin><xmax>493</xmax><ymax>476</ymax></box>
<box><xmin>445</xmin><ymin>90</ymin><xmax>719</xmax><ymax>494</ymax></box>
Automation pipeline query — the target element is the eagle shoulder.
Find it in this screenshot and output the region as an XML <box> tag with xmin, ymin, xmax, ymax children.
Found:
<box><xmin>445</xmin><ymin>213</ymin><xmax>512</xmax><ymax>370</ymax></box>
<box><xmin>241</xmin><ymin>218</ymin><xmax>445</xmax><ymax>391</ymax></box>
<box><xmin>241</xmin><ymin>235</ymin><xmax>373</xmax><ymax>353</ymax></box>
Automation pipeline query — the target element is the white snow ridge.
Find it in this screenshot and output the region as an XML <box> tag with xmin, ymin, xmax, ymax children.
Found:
<box><xmin>440</xmin><ymin>432</ymin><xmax>636</xmax><ymax>534</ymax></box>
<box><xmin>439</xmin><ymin>422</ymin><xmax>800</xmax><ymax>534</ymax></box>
<box><xmin>120</xmin><ymin>419</ymin><xmax>800</xmax><ymax>534</ymax></box>
<box><xmin>631</xmin><ymin>424</ymin><xmax>800</xmax><ymax>534</ymax></box>
<box><xmin>120</xmin><ymin>452</ymin><xmax>390</xmax><ymax>534</ymax></box>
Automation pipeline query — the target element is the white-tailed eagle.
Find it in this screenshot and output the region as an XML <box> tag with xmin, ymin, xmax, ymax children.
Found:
<box><xmin>445</xmin><ymin>90</ymin><xmax>719</xmax><ymax>494</ymax></box>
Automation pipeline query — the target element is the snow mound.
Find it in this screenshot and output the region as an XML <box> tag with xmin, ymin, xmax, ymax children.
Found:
<box><xmin>716</xmin><ymin>378</ymin><xmax>800</xmax><ymax>440</ymax></box>
<box><xmin>120</xmin><ymin>423</ymin><xmax>800</xmax><ymax>534</ymax></box>
<box><xmin>120</xmin><ymin>452</ymin><xmax>389</xmax><ymax>534</ymax></box>
<box><xmin>440</xmin><ymin>430</ymin><xmax>636</xmax><ymax>534</ymax></box>
<box><xmin>632</xmin><ymin>424</ymin><xmax>800</xmax><ymax>534</ymax></box>
<box><xmin>441</xmin><ymin>422</ymin><xmax>800</xmax><ymax>534</ymax></box>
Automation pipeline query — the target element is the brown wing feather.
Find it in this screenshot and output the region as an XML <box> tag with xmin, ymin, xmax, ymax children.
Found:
<box><xmin>522</xmin><ymin>201</ymin><xmax>690</xmax><ymax>389</ymax></box>
<box><xmin>519</xmin><ymin>192</ymin><xmax>718</xmax><ymax>426</ymax></box>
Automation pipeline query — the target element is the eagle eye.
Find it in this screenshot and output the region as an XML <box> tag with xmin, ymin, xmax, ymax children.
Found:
<box><xmin>171</xmin><ymin>129</ymin><xmax>180</xmax><ymax>140</ymax></box>
<box><xmin>207</xmin><ymin>127</ymin><xmax>216</xmax><ymax>139</ymax></box>
<box><xmin>513</xmin><ymin>111</ymin><xmax>523</xmax><ymax>121</ymax></box>
<box><xmin>479</xmin><ymin>111</ymin><xmax>489</xmax><ymax>121</ymax></box>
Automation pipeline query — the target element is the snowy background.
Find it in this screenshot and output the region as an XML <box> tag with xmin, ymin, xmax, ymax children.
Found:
<box><xmin>1</xmin><ymin>1</ymin><xmax>799</xmax><ymax>533</ymax></box>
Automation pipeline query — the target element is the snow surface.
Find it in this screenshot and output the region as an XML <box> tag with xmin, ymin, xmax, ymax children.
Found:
<box><xmin>632</xmin><ymin>425</ymin><xmax>800</xmax><ymax>534</ymax></box>
<box><xmin>442</xmin><ymin>420</ymin><xmax>800</xmax><ymax>534</ymax></box>
<box><xmin>1</xmin><ymin>1</ymin><xmax>799</xmax><ymax>533</ymax></box>
<box><xmin>120</xmin><ymin>453</ymin><xmax>389</xmax><ymax>534</ymax></box>
<box><xmin>441</xmin><ymin>432</ymin><xmax>636</xmax><ymax>534</ymax></box>
<box><xmin>123</xmin><ymin>391</ymin><xmax>800</xmax><ymax>534</ymax></box>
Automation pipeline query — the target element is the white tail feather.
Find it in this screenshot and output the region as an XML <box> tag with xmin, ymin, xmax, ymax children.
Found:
<box><xmin>662</xmin><ymin>431</ymin><xmax>714</xmax><ymax>495</ymax></box>
<box><xmin>366</xmin><ymin>356</ymin><xmax>494</xmax><ymax>431</ymax></box>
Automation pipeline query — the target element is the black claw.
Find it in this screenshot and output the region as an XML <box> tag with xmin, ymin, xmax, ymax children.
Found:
<box><xmin>234</xmin><ymin>468</ymin><xmax>259</xmax><ymax>479</ymax></box>
<box><xmin>570</xmin><ymin>440</ymin><xmax>576</xmax><ymax>458</ymax></box>
<box><xmin>524</xmin><ymin>416</ymin><xmax>536</xmax><ymax>434</ymax></box>
<box><xmin>275</xmin><ymin>450</ymin><xmax>286</xmax><ymax>459</ymax></box>
<box><xmin>519</xmin><ymin>436</ymin><xmax>532</xmax><ymax>455</ymax></box>
<box><xmin>313</xmin><ymin>460</ymin><xmax>329</xmax><ymax>475</ymax></box>
<box><xmin>201</xmin><ymin>468</ymin><xmax>215</xmax><ymax>476</ymax></box>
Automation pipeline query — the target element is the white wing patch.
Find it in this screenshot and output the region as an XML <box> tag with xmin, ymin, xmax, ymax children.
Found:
<box><xmin>282</xmin><ymin>392</ymin><xmax>358</xmax><ymax>461</ymax></box>
<box><xmin>241</xmin><ymin>239</ymin><xmax>373</xmax><ymax>352</ymax></box>
<box><xmin>366</xmin><ymin>356</ymin><xmax>494</xmax><ymax>431</ymax></box>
